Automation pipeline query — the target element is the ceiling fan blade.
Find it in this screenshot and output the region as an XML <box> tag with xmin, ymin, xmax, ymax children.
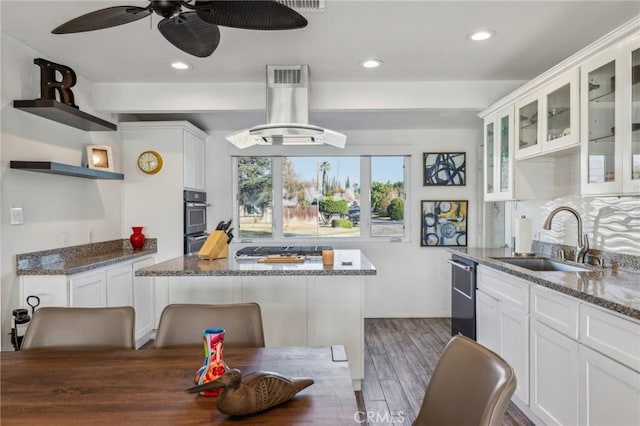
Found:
<box><xmin>158</xmin><ymin>12</ymin><xmax>221</xmax><ymax>58</ymax></box>
<box><xmin>52</xmin><ymin>6</ymin><xmax>151</xmax><ymax>34</ymax></box>
<box><xmin>195</xmin><ymin>0</ymin><xmax>307</xmax><ymax>30</ymax></box>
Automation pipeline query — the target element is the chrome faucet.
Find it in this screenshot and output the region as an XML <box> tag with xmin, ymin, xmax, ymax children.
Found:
<box><xmin>543</xmin><ymin>206</ymin><xmax>589</xmax><ymax>264</ymax></box>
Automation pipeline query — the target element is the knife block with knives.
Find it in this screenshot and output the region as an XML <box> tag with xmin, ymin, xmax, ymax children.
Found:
<box><xmin>198</xmin><ymin>231</ymin><xmax>229</xmax><ymax>260</ymax></box>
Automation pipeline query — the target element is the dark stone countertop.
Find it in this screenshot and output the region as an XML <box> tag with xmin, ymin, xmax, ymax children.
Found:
<box><xmin>16</xmin><ymin>239</ymin><xmax>157</xmax><ymax>276</ymax></box>
<box><xmin>451</xmin><ymin>247</ymin><xmax>640</xmax><ymax>321</ymax></box>
<box><xmin>135</xmin><ymin>249</ymin><xmax>376</xmax><ymax>277</ymax></box>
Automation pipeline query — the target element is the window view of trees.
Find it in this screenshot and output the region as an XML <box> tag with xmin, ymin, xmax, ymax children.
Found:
<box><xmin>283</xmin><ymin>157</ymin><xmax>360</xmax><ymax>237</ymax></box>
<box><xmin>238</xmin><ymin>157</ymin><xmax>273</xmax><ymax>238</ymax></box>
<box><xmin>371</xmin><ymin>156</ymin><xmax>404</xmax><ymax>237</ymax></box>
<box><xmin>236</xmin><ymin>155</ymin><xmax>406</xmax><ymax>239</ymax></box>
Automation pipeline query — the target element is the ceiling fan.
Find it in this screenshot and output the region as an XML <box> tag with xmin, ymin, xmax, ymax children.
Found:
<box><xmin>52</xmin><ymin>1</ymin><xmax>308</xmax><ymax>58</ymax></box>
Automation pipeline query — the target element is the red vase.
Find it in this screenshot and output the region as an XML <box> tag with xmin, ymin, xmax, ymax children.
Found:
<box><xmin>129</xmin><ymin>227</ymin><xmax>145</xmax><ymax>250</ymax></box>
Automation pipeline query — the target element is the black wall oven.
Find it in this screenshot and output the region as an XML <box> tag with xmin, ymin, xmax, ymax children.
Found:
<box><xmin>184</xmin><ymin>190</ymin><xmax>208</xmax><ymax>254</ymax></box>
<box><xmin>448</xmin><ymin>254</ymin><xmax>477</xmax><ymax>340</ymax></box>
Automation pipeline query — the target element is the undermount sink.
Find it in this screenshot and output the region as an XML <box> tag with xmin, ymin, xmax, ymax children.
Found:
<box><xmin>491</xmin><ymin>257</ymin><xmax>592</xmax><ymax>272</ymax></box>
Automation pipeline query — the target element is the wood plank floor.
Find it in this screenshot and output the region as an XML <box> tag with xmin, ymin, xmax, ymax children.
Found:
<box><xmin>360</xmin><ymin>318</ymin><xmax>534</xmax><ymax>426</ymax></box>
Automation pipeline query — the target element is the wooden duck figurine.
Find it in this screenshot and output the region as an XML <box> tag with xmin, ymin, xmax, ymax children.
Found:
<box><xmin>187</xmin><ymin>368</ymin><xmax>314</xmax><ymax>416</ymax></box>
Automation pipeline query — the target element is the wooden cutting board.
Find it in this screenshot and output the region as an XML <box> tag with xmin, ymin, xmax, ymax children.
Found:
<box><xmin>257</xmin><ymin>255</ymin><xmax>306</xmax><ymax>263</ymax></box>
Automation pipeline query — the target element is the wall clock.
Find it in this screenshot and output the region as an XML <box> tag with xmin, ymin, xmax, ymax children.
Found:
<box><xmin>137</xmin><ymin>150</ymin><xmax>163</xmax><ymax>175</ymax></box>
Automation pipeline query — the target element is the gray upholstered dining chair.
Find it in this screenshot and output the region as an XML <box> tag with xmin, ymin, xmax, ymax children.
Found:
<box><xmin>21</xmin><ymin>306</ymin><xmax>135</xmax><ymax>351</ymax></box>
<box><xmin>153</xmin><ymin>302</ymin><xmax>265</xmax><ymax>348</ymax></box>
<box><xmin>412</xmin><ymin>335</ymin><xmax>517</xmax><ymax>426</ymax></box>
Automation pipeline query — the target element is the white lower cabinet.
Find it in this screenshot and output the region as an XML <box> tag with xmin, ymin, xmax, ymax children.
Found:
<box><xmin>476</xmin><ymin>266</ymin><xmax>530</xmax><ymax>405</ymax></box>
<box><xmin>69</xmin><ymin>271</ymin><xmax>107</xmax><ymax>307</ymax></box>
<box><xmin>106</xmin><ymin>264</ymin><xmax>133</xmax><ymax>307</ymax></box>
<box><xmin>500</xmin><ymin>303</ymin><xmax>529</xmax><ymax>404</ymax></box>
<box><xmin>578</xmin><ymin>344</ymin><xmax>640</xmax><ymax>426</ymax></box>
<box><xmin>476</xmin><ymin>289</ymin><xmax>500</xmax><ymax>354</ymax></box>
<box><xmin>133</xmin><ymin>258</ymin><xmax>155</xmax><ymax>347</ymax></box>
<box><xmin>477</xmin><ymin>267</ymin><xmax>640</xmax><ymax>426</ymax></box>
<box><xmin>21</xmin><ymin>255</ymin><xmax>154</xmax><ymax>346</ymax></box>
<box><xmin>530</xmin><ymin>319</ymin><xmax>579</xmax><ymax>425</ymax></box>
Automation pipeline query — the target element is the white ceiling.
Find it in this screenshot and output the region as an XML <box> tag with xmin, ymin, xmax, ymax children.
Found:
<box><xmin>2</xmin><ymin>1</ymin><xmax>639</xmax><ymax>130</ymax></box>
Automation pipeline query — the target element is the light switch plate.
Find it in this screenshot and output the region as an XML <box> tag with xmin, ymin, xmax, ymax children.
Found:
<box><xmin>10</xmin><ymin>207</ymin><xmax>24</xmax><ymax>225</ymax></box>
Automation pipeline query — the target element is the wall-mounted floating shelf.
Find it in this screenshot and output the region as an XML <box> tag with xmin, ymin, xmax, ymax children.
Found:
<box><xmin>13</xmin><ymin>99</ymin><xmax>117</xmax><ymax>131</ymax></box>
<box><xmin>10</xmin><ymin>161</ymin><xmax>124</xmax><ymax>180</ymax></box>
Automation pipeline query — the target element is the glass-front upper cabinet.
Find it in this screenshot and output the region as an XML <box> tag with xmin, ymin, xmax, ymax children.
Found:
<box><xmin>581</xmin><ymin>36</ymin><xmax>639</xmax><ymax>196</ymax></box>
<box><xmin>581</xmin><ymin>49</ymin><xmax>618</xmax><ymax>195</ymax></box>
<box><xmin>484</xmin><ymin>106</ymin><xmax>514</xmax><ymax>201</ymax></box>
<box><xmin>623</xmin><ymin>39</ymin><xmax>640</xmax><ymax>193</ymax></box>
<box><xmin>515</xmin><ymin>94</ymin><xmax>541</xmax><ymax>158</ymax></box>
<box><xmin>515</xmin><ymin>69</ymin><xmax>580</xmax><ymax>159</ymax></box>
<box><xmin>485</xmin><ymin>120</ymin><xmax>495</xmax><ymax>196</ymax></box>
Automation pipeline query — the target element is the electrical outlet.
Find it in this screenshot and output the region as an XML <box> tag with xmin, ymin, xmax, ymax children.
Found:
<box><xmin>88</xmin><ymin>230</ymin><xmax>93</xmax><ymax>243</ymax></box>
<box><xmin>10</xmin><ymin>208</ymin><xmax>24</xmax><ymax>225</ymax></box>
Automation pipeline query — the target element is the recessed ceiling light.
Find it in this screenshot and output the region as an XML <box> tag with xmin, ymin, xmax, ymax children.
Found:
<box><xmin>467</xmin><ymin>30</ymin><xmax>495</xmax><ymax>41</ymax></box>
<box><xmin>171</xmin><ymin>61</ymin><xmax>191</xmax><ymax>70</ymax></box>
<box><xmin>362</xmin><ymin>59</ymin><xmax>383</xmax><ymax>69</ymax></box>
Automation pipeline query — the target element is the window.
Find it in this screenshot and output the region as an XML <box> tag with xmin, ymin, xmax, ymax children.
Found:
<box><xmin>236</xmin><ymin>155</ymin><xmax>407</xmax><ymax>240</ymax></box>
<box><xmin>371</xmin><ymin>156</ymin><xmax>405</xmax><ymax>237</ymax></box>
<box><xmin>237</xmin><ymin>157</ymin><xmax>273</xmax><ymax>238</ymax></box>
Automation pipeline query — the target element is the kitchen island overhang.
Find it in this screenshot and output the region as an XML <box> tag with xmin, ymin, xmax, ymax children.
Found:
<box><xmin>135</xmin><ymin>249</ymin><xmax>376</xmax><ymax>277</ymax></box>
<box><xmin>136</xmin><ymin>249</ymin><xmax>376</xmax><ymax>390</ymax></box>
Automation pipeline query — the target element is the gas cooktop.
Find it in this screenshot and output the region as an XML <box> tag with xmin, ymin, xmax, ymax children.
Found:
<box><xmin>235</xmin><ymin>245</ymin><xmax>332</xmax><ymax>259</ymax></box>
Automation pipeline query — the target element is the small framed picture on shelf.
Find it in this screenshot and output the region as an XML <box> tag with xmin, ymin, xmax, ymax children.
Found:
<box><xmin>86</xmin><ymin>145</ymin><xmax>113</xmax><ymax>171</ymax></box>
<box><xmin>423</xmin><ymin>152</ymin><xmax>465</xmax><ymax>186</ymax></box>
<box><xmin>421</xmin><ymin>200</ymin><xmax>468</xmax><ymax>247</ymax></box>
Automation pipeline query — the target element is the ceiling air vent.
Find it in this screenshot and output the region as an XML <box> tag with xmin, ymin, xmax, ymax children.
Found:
<box><xmin>277</xmin><ymin>0</ymin><xmax>325</xmax><ymax>12</ymax></box>
<box><xmin>268</xmin><ymin>65</ymin><xmax>307</xmax><ymax>87</ymax></box>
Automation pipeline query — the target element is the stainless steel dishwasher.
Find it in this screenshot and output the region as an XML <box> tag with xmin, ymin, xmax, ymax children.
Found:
<box><xmin>448</xmin><ymin>254</ymin><xmax>477</xmax><ymax>340</ymax></box>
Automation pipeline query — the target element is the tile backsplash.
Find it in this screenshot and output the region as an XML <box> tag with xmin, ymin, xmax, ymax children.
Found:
<box><xmin>514</xmin><ymin>196</ymin><xmax>640</xmax><ymax>257</ymax></box>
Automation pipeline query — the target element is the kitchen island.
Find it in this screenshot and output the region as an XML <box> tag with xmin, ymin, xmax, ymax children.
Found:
<box><xmin>136</xmin><ymin>249</ymin><xmax>376</xmax><ymax>277</ymax></box>
<box><xmin>136</xmin><ymin>249</ymin><xmax>376</xmax><ymax>389</ymax></box>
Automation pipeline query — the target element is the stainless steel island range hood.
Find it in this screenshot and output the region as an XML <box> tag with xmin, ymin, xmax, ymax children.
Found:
<box><xmin>226</xmin><ymin>65</ymin><xmax>346</xmax><ymax>149</ymax></box>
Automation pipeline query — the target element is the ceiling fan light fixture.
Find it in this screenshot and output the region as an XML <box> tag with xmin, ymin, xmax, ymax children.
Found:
<box><xmin>51</xmin><ymin>0</ymin><xmax>307</xmax><ymax>58</ymax></box>
<box><xmin>171</xmin><ymin>61</ymin><xmax>191</xmax><ymax>70</ymax></box>
<box><xmin>467</xmin><ymin>30</ymin><xmax>495</xmax><ymax>41</ymax></box>
<box><xmin>362</xmin><ymin>59</ymin><xmax>383</xmax><ymax>69</ymax></box>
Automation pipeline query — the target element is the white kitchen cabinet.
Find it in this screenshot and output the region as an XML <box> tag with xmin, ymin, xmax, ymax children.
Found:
<box><xmin>578</xmin><ymin>344</ymin><xmax>640</xmax><ymax>426</ymax></box>
<box><xmin>484</xmin><ymin>106</ymin><xmax>515</xmax><ymax>201</ymax></box>
<box><xmin>183</xmin><ymin>128</ymin><xmax>206</xmax><ymax>191</ymax></box>
<box><xmin>69</xmin><ymin>271</ymin><xmax>107</xmax><ymax>307</ymax></box>
<box><xmin>530</xmin><ymin>319</ymin><xmax>579</xmax><ymax>426</ymax></box>
<box><xmin>133</xmin><ymin>257</ymin><xmax>155</xmax><ymax>347</ymax></box>
<box><xmin>499</xmin><ymin>302</ymin><xmax>529</xmax><ymax>403</ymax></box>
<box><xmin>581</xmin><ymin>35</ymin><xmax>640</xmax><ymax>195</ymax></box>
<box><xmin>476</xmin><ymin>289</ymin><xmax>500</xmax><ymax>354</ymax></box>
<box><xmin>476</xmin><ymin>266</ymin><xmax>530</xmax><ymax>404</ymax></box>
<box><xmin>20</xmin><ymin>255</ymin><xmax>154</xmax><ymax>345</ymax></box>
<box><xmin>515</xmin><ymin>69</ymin><xmax>580</xmax><ymax>159</ymax></box>
<box><xmin>579</xmin><ymin>303</ymin><xmax>640</xmax><ymax>373</ymax></box>
<box><xmin>106</xmin><ymin>264</ymin><xmax>133</xmax><ymax>307</ymax></box>
<box><xmin>531</xmin><ymin>285</ymin><xmax>579</xmax><ymax>339</ymax></box>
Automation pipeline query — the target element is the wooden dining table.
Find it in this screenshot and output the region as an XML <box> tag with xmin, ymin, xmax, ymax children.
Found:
<box><xmin>1</xmin><ymin>345</ymin><xmax>359</xmax><ymax>425</ymax></box>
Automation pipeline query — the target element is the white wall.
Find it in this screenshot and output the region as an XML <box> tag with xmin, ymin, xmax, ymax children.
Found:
<box><xmin>205</xmin><ymin>128</ymin><xmax>482</xmax><ymax>318</ymax></box>
<box><xmin>0</xmin><ymin>34</ymin><xmax>122</xmax><ymax>350</ymax></box>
